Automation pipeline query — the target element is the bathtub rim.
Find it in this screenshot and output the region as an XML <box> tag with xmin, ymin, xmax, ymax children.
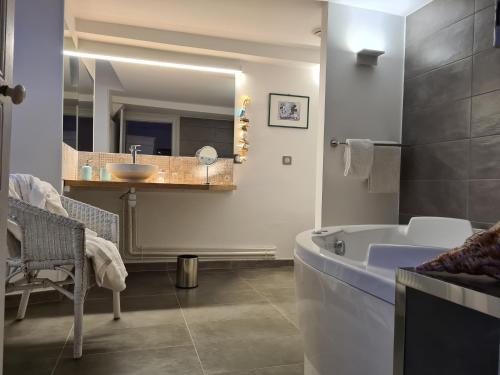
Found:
<box><xmin>295</xmin><ymin>225</ymin><xmax>416</xmax><ymax>305</ymax></box>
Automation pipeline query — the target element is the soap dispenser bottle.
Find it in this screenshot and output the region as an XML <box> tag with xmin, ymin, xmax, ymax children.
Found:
<box><xmin>81</xmin><ymin>160</ymin><xmax>93</xmax><ymax>181</ymax></box>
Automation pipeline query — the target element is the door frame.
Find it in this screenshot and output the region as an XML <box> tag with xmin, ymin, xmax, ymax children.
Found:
<box><xmin>0</xmin><ymin>0</ymin><xmax>16</xmax><ymax>373</ymax></box>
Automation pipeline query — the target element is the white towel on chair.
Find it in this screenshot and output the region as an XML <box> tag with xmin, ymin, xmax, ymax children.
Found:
<box><xmin>368</xmin><ymin>146</ymin><xmax>401</xmax><ymax>194</ymax></box>
<box><xmin>9</xmin><ymin>174</ymin><xmax>68</xmax><ymax>217</ymax></box>
<box><xmin>344</xmin><ymin>139</ymin><xmax>374</xmax><ymax>179</ymax></box>
<box><xmin>85</xmin><ymin>228</ymin><xmax>127</xmax><ymax>291</ymax></box>
<box><xmin>8</xmin><ymin>174</ymin><xmax>127</xmax><ymax>292</ymax></box>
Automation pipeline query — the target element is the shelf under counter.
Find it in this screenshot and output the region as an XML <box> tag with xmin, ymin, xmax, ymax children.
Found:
<box><xmin>63</xmin><ymin>179</ymin><xmax>237</xmax><ymax>191</ymax></box>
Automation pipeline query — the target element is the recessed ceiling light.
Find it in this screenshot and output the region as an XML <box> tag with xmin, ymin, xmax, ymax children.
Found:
<box><xmin>63</xmin><ymin>50</ymin><xmax>242</xmax><ymax>75</ymax></box>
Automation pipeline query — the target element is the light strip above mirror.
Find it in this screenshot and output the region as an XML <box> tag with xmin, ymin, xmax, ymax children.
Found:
<box><xmin>63</xmin><ymin>50</ymin><xmax>242</xmax><ymax>75</ymax></box>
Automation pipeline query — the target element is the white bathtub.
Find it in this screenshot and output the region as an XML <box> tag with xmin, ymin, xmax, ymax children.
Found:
<box><xmin>294</xmin><ymin>217</ymin><xmax>474</xmax><ymax>375</ymax></box>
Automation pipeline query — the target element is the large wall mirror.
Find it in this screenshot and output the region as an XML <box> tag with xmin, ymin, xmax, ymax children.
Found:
<box><xmin>63</xmin><ymin>49</ymin><xmax>235</xmax><ymax>158</ymax></box>
<box><xmin>112</xmin><ymin>61</ymin><xmax>235</xmax><ymax>158</ymax></box>
<box><xmin>63</xmin><ymin>56</ymin><xmax>94</xmax><ymax>151</ymax></box>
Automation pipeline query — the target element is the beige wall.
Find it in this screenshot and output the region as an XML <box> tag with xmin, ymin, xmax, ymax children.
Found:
<box><xmin>69</xmin><ymin>61</ymin><xmax>320</xmax><ymax>259</ymax></box>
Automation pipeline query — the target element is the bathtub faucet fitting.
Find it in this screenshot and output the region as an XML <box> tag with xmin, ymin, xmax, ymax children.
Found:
<box><xmin>333</xmin><ymin>240</ymin><xmax>346</xmax><ymax>256</ymax></box>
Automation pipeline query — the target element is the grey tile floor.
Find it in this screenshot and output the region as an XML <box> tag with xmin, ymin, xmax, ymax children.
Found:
<box><xmin>4</xmin><ymin>266</ymin><xmax>303</xmax><ymax>375</ymax></box>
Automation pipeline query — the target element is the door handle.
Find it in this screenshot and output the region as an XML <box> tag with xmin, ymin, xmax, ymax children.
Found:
<box><xmin>0</xmin><ymin>84</ymin><xmax>26</xmax><ymax>105</ymax></box>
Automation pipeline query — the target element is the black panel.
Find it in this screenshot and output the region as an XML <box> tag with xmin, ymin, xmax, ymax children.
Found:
<box><xmin>404</xmin><ymin>287</ymin><xmax>500</xmax><ymax>375</ymax></box>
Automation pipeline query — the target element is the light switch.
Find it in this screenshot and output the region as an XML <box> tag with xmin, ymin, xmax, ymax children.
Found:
<box><xmin>282</xmin><ymin>156</ymin><xmax>292</xmax><ymax>165</ymax></box>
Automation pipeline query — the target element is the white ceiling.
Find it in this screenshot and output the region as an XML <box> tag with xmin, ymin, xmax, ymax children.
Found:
<box><xmin>330</xmin><ymin>0</ymin><xmax>433</xmax><ymax>16</ymax></box>
<box><xmin>70</xmin><ymin>0</ymin><xmax>323</xmax><ymax>48</ymax></box>
<box><xmin>65</xmin><ymin>0</ymin><xmax>433</xmax><ymax>116</ymax></box>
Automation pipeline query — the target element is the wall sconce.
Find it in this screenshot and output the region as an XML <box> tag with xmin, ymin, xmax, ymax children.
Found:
<box><xmin>357</xmin><ymin>49</ymin><xmax>385</xmax><ymax>66</ymax></box>
<box><xmin>234</xmin><ymin>96</ymin><xmax>251</xmax><ymax>164</ymax></box>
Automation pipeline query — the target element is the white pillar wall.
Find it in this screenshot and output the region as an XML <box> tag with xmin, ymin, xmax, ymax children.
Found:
<box><xmin>320</xmin><ymin>3</ymin><xmax>405</xmax><ymax>227</ymax></box>
<box><xmin>93</xmin><ymin>60</ymin><xmax>123</xmax><ymax>152</ymax></box>
<box><xmin>10</xmin><ymin>0</ymin><xmax>65</xmax><ymax>190</ymax></box>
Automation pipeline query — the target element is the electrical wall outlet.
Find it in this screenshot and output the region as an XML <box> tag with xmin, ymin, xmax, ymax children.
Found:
<box><xmin>282</xmin><ymin>156</ymin><xmax>292</xmax><ymax>165</ymax></box>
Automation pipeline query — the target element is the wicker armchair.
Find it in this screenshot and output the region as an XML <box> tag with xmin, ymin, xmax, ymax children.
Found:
<box><xmin>6</xmin><ymin>196</ymin><xmax>122</xmax><ymax>359</ymax></box>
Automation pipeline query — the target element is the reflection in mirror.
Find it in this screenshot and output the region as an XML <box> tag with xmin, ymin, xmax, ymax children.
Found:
<box><xmin>107</xmin><ymin>60</ymin><xmax>235</xmax><ymax>158</ymax></box>
<box><xmin>196</xmin><ymin>146</ymin><xmax>219</xmax><ymax>185</ymax></box>
<box><xmin>196</xmin><ymin>145</ymin><xmax>218</xmax><ymax>165</ymax></box>
<box><xmin>63</xmin><ymin>56</ymin><xmax>94</xmax><ymax>151</ymax></box>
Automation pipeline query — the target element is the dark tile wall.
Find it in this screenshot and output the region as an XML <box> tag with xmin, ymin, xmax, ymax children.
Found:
<box><xmin>400</xmin><ymin>0</ymin><xmax>500</xmax><ymax>228</ymax></box>
<box><xmin>179</xmin><ymin>117</ymin><xmax>234</xmax><ymax>158</ymax></box>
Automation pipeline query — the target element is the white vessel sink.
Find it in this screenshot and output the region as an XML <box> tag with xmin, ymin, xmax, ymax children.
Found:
<box><xmin>106</xmin><ymin>163</ymin><xmax>159</xmax><ymax>181</ymax></box>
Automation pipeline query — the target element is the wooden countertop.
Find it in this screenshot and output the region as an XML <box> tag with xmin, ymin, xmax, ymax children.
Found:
<box><xmin>63</xmin><ymin>180</ymin><xmax>237</xmax><ymax>191</ymax></box>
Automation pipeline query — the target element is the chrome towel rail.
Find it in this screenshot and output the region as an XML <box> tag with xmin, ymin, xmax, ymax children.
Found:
<box><xmin>330</xmin><ymin>138</ymin><xmax>403</xmax><ymax>147</ymax></box>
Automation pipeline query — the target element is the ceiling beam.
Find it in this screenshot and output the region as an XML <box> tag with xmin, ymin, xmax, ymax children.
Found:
<box><xmin>74</xmin><ymin>19</ymin><xmax>319</xmax><ymax>66</ymax></box>
<box><xmin>64</xmin><ymin>38</ymin><xmax>243</xmax><ymax>73</ymax></box>
<box><xmin>112</xmin><ymin>96</ymin><xmax>234</xmax><ymax>117</ymax></box>
<box><xmin>64</xmin><ymin>0</ymin><xmax>79</xmax><ymax>48</ymax></box>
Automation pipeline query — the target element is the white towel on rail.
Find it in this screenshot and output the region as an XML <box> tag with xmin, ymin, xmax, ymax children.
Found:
<box><xmin>343</xmin><ymin>139</ymin><xmax>374</xmax><ymax>179</ymax></box>
<box><xmin>368</xmin><ymin>146</ymin><xmax>401</xmax><ymax>193</ymax></box>
<box><xmin>8</xmin><ymin>174</ymin><xmax>127</xmax><ymax>292</ymax></box>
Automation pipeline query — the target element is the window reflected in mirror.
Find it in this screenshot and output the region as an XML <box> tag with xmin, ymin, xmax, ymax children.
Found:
<box><xmin>125</xmin><ymin>120</ymin><xmax>173</xmax><ymax>156</ymax></box>
<box><xmin>63</xmin><ymin>55</ymin><xmax>94</xmax><ymax>151</ymax></box>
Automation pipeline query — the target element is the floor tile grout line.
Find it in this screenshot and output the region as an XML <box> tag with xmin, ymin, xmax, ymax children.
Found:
<box><xmin>238</xmin><ymin>276</ymin><xmax>299</xmax><ymax>330</ymax></box>
<box><xmin>167</xmin><ymin>272</ymin><xmax>207</xmax><ymax>375</ymax></box>
<box><xmin>86</xmin><ymin>291</ymin><xmax>177</xmax><ymax>301</ymax></box>
<box><xmin>250</xmin><ymin>361</ymin><xmax>304</xmax><ymax>372</ymax></box>
<box><xmin>55</xmin><ymin>343</ymin><xmax>199</xmax><ymax>360</ymax></box>
<box><xmin>50</xmin><ymin>323</ymin><xmax>74</xmax><ymax>375</ymax></box>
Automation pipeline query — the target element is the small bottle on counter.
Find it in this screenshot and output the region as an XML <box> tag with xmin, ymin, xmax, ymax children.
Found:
<box><xmin>99</xmin><ymin>167</ymin><xmax>112</xmax><ymax>181</ymax></box>
<box><xmin>157</xmin><ymin>169</ymin><xmax>166</xmax><ymax>183</ymax></box>
<box><xmin>81</xmin><ymin>160</ymin><xmax>93</xmax><ymax>181</ymax></box>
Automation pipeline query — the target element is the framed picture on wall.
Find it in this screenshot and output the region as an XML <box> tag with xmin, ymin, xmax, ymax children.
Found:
<box><xmin>268</xmin><ymin>93</ymin><xmax>310</xmax><ymax>129</ymax></box>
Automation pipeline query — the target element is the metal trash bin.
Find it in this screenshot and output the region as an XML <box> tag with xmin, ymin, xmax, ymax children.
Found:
<box><xmin>176</xmin><ymin>255</ymin><xmax>199</xmax><ymax>289</ymax></box>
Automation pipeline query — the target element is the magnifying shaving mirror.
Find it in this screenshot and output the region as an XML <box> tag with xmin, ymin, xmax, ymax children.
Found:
<box><xmin>196</xmin><ymin>146</ymin><xmax>218</xmax><ymax>185</ymax></box>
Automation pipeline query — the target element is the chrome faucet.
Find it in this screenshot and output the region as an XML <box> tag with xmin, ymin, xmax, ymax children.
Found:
<box><xmin>130</xmin><ymin>145</ymin><xmax>141</xmax><ymax>164</ymax></box>
<box><xmin>333</xmin><ymin>240</ymin><xmax>346</xmax><ymax>256</ymax></box>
